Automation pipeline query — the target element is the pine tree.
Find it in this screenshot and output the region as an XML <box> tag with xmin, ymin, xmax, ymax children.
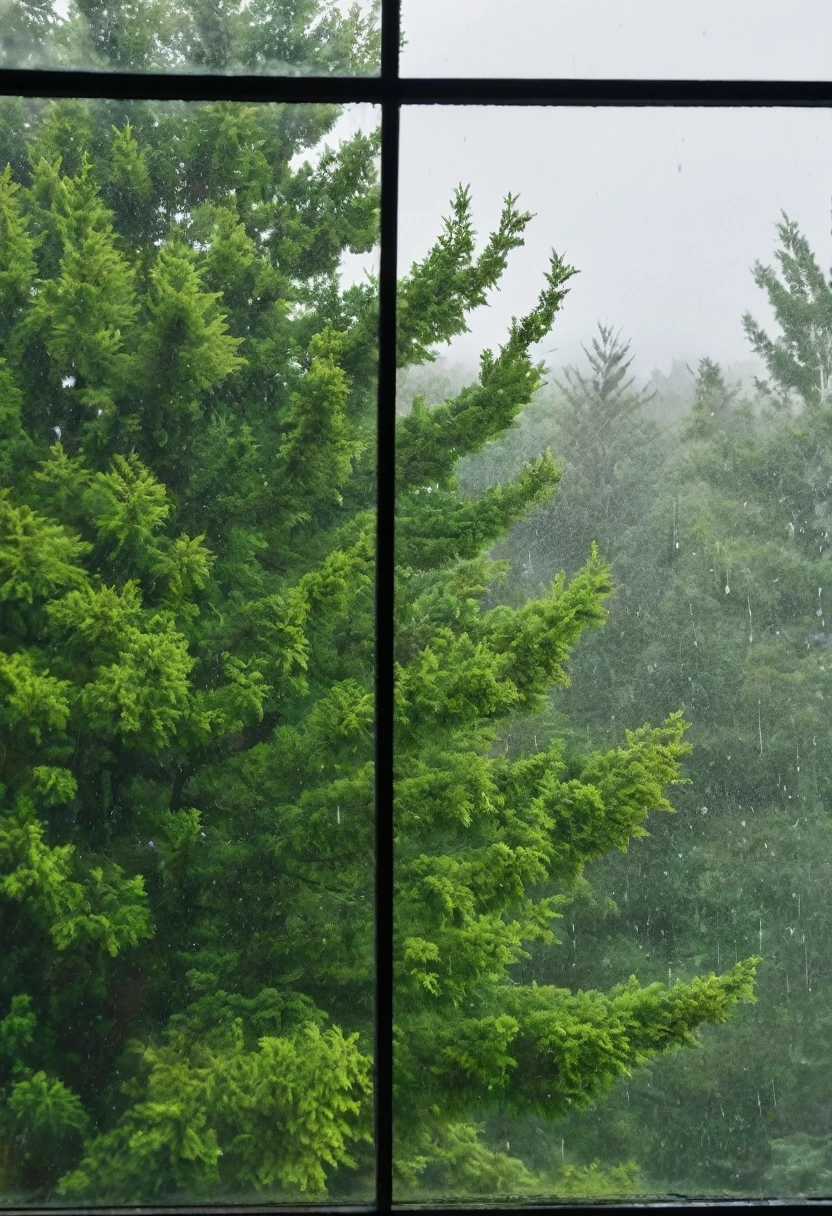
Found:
<box><xmin>744</xmin><ymin>212</ymin><xmax>832</xmax><ymax>411</ymax></box>
<box><xmin>535</xmin><ymin>324</ymin><xmax>660</xmax><ymax>575</ymax></box>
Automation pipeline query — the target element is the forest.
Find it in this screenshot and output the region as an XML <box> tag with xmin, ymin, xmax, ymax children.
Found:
<box><xmin>468</xmin><ymin>246</ymin><xmax>832</xmax><ymax>1197</ymax></box>
<box><xmin>0</xmin><ymin>0</ymin><xmax>829</xmax><ymax>1206</ymax></box>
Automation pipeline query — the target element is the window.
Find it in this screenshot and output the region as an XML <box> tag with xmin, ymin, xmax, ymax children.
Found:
<box><xmin>0</xmin><ymin>2</ymin><xmax>830</xmax><ymax>1211</ymax></box>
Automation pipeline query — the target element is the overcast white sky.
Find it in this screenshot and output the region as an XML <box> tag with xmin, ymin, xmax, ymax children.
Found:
<box><xmin>401</xmin><ymin>0</ymin><xmax>832</xmax><ymax>80</ymax></box>
<box><xmin>388</xmin><ymin>1</ymin><xmax>832</xmax><ymax>380</ymax></box>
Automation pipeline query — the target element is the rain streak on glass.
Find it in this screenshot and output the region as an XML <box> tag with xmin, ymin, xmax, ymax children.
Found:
<box><xmin>393</xmin><ymin>103</ymin><xmax>832</xmax><ymax>1202</ymax></box>
<box><xmin>0</xmin><ymin>92</ymin><xmax>378</xmax><ymax>1202</ymax></box>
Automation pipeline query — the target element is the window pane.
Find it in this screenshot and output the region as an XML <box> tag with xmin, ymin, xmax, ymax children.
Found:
<box><xmin>395</xmin><ymin>105</ymin><xmax>832</xmax><ymax>1202</ymax></box>
<box><xmin>0</xmin><ymin>0</ymin><xmax>379</xmax><ymax>75</ymax></box>
<box><xmin>402</xmin><ymin>0</ymin><xmax>831</xmax><ymax>79</ymax></box>
<box><xmin>0</xmin><ymin>96</ymin><xmax>378</xmax><ymax>1204</ymax></box>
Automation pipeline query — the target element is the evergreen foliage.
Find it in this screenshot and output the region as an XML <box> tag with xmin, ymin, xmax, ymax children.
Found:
<box><xmin>0</xmin><ymin>0</ymin><xmax>761</xmax><ymax>1203</ymax></box>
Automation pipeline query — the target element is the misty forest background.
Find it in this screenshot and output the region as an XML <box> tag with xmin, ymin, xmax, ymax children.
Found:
<box><xmin>404</xmin><ymin>225</ymin><xmax>832</xmax><ymax>1196</ymax></box>
<box><xmin>1</xmin><ymin>0</ymin><xmax>832</xmax><ymax>1205</ymax></box>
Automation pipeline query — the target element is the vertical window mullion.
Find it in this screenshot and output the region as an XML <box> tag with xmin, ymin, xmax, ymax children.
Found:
<box><xmin>375</xmin><ymin>1</ymin><xmax>401</xmax><ymax>1212</ymax></box>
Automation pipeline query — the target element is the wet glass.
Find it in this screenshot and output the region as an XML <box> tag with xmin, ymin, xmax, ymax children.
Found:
<box><xmin>0</xmin><ymin>0</ymin><xmax>380</xmax><ymax>75</ymax></box>
<box><xmin>401</xmin><ymin>0</ymin><xmax>832</xmax><ymax>79</ymax></box>
<box><xmin>0</xmin><ymin>96</ymin><xmax>378</xmax><ymax>1203</ymax></box>
<box><xmin>394</xmin><ymin>104</ymin><xmax>832</xmax><ymax>1202</ymax></box>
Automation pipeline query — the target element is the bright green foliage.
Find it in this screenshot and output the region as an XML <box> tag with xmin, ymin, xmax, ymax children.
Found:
<box><xmin>58</xmin><ymin>1021</ymin><xmax>371</xmax><ymax>1200</ymax></box>
<box><xmin>0</xmin><ymin>1</ymin><xmax>761</xmax><ymax>1204</ymax></box>
<box><xmin>26</xmin><ymin>156</ymin><xmax>138</xmax><ymax>389</ymax></box>
<box><xmin>0</xmin><ymin>39</ymin><xmax>381</xmax><ymax>1193</ymax></box>
<box><xmin>393</xmin><ymin>300</ymin><xmax>758</xmax><ymax>1193</ymax></box>
<box><xmin>397</xmin><ymin>189</ymin><xmax>534</xmax><ymax>367</ymax></box>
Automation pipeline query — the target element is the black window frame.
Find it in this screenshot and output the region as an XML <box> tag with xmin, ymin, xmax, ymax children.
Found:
<box><xmin>1</xmin><ymin>3</ymin><xmax>832</xmax><ymax>1212</ymax></box>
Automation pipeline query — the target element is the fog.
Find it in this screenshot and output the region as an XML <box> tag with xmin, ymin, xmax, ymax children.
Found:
<box><xmin>397</xmin><ymin>106</ymin><xmax>830</xmax><ymax>382</ymax></box>
<box><xmin>393</xmin><ymin>2</ymin><xmax>831</xmax><ymax>383</ymax></box>
<box><xmin>401</xmin><ymin>0</ymin><xmax>832</xmax><ymax>80</ymax></box>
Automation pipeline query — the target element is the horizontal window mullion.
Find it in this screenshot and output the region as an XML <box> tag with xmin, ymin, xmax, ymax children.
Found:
<box><xmin>0</xmin><ymin>68</ymin><xmax>831</xmax><ymax>106</ymax></box>
<box><xmin>397</xmin><ymin>76</ymin><xmax>832</xmax><ymax>105</ymax></box>
<box><xmin>0</xmin><ymin>66</ymin><xmax>385</xmax><ymax>103</ymax></box>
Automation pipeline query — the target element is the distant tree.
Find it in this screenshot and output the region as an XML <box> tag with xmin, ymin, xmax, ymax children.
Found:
<box><xmin>683</xmin><ymin>356</ymin><xmax>744</xmax><ymax>440</ymax></box>
<box><xmin>744</xmin><ymin>212</ymin><xmax>832</xmax><ymax>411</ymax></box>
<box><xmin>478</xmin><ymin>323</ymin><xmax>664</xmax><ymax>586</ymax></box>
